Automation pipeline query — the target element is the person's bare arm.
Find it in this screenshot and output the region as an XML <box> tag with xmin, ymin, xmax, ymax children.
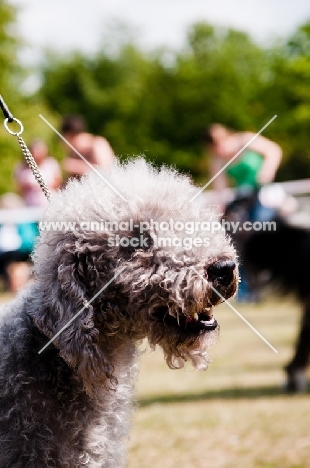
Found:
<box><xmin>210</xmin><ymin>155</ymin><xmax>227</xmax><ymax>191</ymax></box>
<box><xmin>49</xmin><ymin>159</ymin><xmax>62</xmax><ymax>190</ymax></box>
<box><xmin>62</xmin><ymin>133</ymin><xmax>96</xmax><ymax>176</ymax></box>
<box><xmin>62</xmin><ymin>158</ymin><xmax>90</xmax><ymax>176</ymax></box>
<box><xmin>93</xmin><ymin>137</ymin><xmax>115</xmax><ymax>169</ymax></box>
<box><xmin>209</xmin><ymin>154</ymin><xmax>229</xmax><ymax>209</ymax></box>
<box><xmin>240</xmin><ymin>132</ymin><xmax>282</xmax><ymax>184</ymax></box>
<box><xmin>62</xmin><ymin>133</ymin><xmax>115</xmax><ymax>176</ymax></box>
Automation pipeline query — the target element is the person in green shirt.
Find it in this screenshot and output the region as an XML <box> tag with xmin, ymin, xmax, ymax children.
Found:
<box><xmin>204</xmin><ymin>123</ymin><xmax>282</xmax><ymax>300</ymax></box>
<box><xmin>205</xmin><ymin>123</ymin><xmax>282</xmax><ymax>213</ymax></box>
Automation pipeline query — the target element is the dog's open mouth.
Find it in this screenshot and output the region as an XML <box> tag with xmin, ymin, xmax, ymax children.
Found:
<box><xmin>154</xmin><ymin>306</ymin><xmax>218</xmax><ymax>332</ymax></box>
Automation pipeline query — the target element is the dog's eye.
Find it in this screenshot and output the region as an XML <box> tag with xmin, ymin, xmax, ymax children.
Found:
<box><xmin>119</xmin><ymin>232</ymin><xmax>153</xmax><ymax>255</ymax></box>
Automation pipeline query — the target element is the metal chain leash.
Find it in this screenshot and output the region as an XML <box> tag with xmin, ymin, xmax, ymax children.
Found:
<box><xmin>0</xmin><ymin>94</ymin><xmax>51</xmax><ymax>201</ymax></box>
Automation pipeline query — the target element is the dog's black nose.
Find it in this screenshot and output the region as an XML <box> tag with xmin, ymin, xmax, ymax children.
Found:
<box><xmin>207</xmin><ymin>260</ymin><xmax>236</xmax><ymax>286</ymax></box>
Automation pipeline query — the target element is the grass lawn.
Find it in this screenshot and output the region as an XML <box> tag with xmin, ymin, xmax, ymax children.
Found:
<box><xmin>129</xmin><ymin>298</ymin><xmax>310</xmax><ymax>468</ymax></box>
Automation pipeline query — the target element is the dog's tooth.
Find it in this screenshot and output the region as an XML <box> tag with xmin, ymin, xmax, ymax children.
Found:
<box><xmin>193</xmin><ymin>313</ymin><xmax>199</xmax><ymax>321</ymax></box>
<box><xmin>201</xmin><ymin>316</ymin><xmax>215</xmax><ymax>325</ymax></box>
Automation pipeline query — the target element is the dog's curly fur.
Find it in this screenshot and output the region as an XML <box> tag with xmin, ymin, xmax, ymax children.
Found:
<box><xmin>0</xmin><ymin>159</ymin><xmax>238</xmax><ymax>467</ymax></box>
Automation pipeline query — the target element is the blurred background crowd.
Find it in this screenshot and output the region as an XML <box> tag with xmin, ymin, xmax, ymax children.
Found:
<box><xmin>0</xmin><ymin>0</ymin><xmax>310</xmax><ymax>293</ymax></box>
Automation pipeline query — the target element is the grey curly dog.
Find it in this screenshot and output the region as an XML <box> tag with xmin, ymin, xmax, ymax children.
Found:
<box><xmin>0</xmin><ymin>159</ymin><xmax>238</xmax><ymax>467</ymax></box>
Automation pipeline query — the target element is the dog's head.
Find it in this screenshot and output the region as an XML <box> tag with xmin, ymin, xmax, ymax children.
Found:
<box><xmin>32</xmin><ymin>159</ymin><xmax>238</xmax><ymax>392</ymax></box>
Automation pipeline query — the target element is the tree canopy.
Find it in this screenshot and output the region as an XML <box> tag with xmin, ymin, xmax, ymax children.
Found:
<box><xmin>0</xmin><ymin>1</ymin><xmax>59</xmax><ymax>195</ymax></box>
<box><xmin>1</xmin><ymin>4</ymin><xmax>310</xmax><ymax>194</ymax></box>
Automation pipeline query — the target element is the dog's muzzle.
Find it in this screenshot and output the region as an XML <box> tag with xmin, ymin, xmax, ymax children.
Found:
<box><xmin>151</xmin><ymin>259</ymin><xmax>237</xmax><ymax>335</ymax></box>
<box><xmin>154</xmin><ymin>306</ymin><xmax>218</xmax><ymax>332</ymax></box>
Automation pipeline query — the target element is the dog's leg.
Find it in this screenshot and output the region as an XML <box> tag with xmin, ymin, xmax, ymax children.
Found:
<box><xmin>284</xmin><ymin>300</ymin><xmax>310</xmax><ymax>393</ymax></box>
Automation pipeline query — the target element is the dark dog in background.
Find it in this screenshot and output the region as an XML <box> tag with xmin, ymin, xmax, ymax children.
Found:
<box><xmin>243</xmin><ymin>217</ymin><xmax>310</xmax><ymax>392</ymax></box>
<box><xmin>224</xmin><ymin>190</ymin><xmax>310</xmax><ymax>393</ymax></box>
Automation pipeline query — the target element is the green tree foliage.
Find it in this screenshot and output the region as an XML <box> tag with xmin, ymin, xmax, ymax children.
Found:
<box><xmin>2</xmin><ymin>11</ymin><xmax>310</xmax><ymax>195</ymax></box>
<box><xmin>0</xmin><ymin>1</ymin><xmax>59</xmax><ymax>195</ymax></box>
<box><xmin>269</xmin><ymin>22</ymin><xmax>310</xmax><ymax>180</ymax></box>
<box><xmin>0</xmin><ymin>0</ymin><xmax>22</xmax><ymax>194</ymax></box>
<box><xmin>40</xmin><ymin>23</ymin><xmax>273</xmax><ymax>181</ymax></box>
<box><xmin>0</xmin><ymin>1</ymin><xmax>19</xmax><ymax>89</ymax></box>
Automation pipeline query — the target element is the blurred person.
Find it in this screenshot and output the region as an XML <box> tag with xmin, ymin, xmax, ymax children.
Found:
<box><xmin>204</xmin><ymin>123</ymin><xmax>282</xmax><ymax>301</ymax></box>
<box><xmin>204</xmin><ymin>123</ymin><xmax>282</xmax><ymax>219</ymax></box>
<box><xmin>60</xmin><ymin>114</ymin><xmax>115</xmax><ymax>181</ymax></box>
<box><xmin>0</xmin><ymin>193</ymin><xmax>36</xmax><ymax>293</ymax></box>
<box><xmin>14</xmin><ymin>139</ymin><xmax>62</xmax><ymax>207</ymax></box>
<box><xmin>12</xmin><ymin>139</ymin><xmax>60</xmax><ymax>290</ymax></box>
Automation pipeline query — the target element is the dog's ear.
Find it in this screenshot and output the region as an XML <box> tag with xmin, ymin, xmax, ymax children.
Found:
<box><xmin>34</xmin><ymin>248</ymin><xmax>116</xmax><ymax>394</ymax></box>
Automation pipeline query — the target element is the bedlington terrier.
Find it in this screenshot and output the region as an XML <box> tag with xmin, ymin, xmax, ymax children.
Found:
<box><xmin>0</xmin><ymin>158</ymin><xmax>238</xmax><ymax>467</ymax></box>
